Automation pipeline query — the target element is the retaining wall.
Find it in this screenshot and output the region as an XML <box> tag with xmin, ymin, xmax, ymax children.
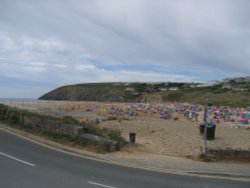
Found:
<box><xmin>0</xmin><ymin>104</ymin><xmax>120</xmax><ymax>152</ymax></box>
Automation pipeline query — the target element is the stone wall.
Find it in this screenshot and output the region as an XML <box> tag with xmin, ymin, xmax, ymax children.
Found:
<box><xmin>0</xmin><ymin>104</ymin><xmax>120</xmax><ymax>152</ymax></box>
<box><xmin>21</xmin><ymin>114</ymin><xmax>82</xmax><ymax>138</ymax></box>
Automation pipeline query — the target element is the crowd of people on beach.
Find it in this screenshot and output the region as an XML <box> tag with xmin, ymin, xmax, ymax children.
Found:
<box><xmin>4</xmin><ymin>99</ymin><xmax>250</xmax><ymax>125</ymax></box>
<box><xmin>206</xmin><ymin>106</ymin><xmax>250</xmax><ymax>125</ymax></box>
<box><xmin>96</xmin><ymin>103</ymin><xmax>250</xmax><ymax>125</ymax></box>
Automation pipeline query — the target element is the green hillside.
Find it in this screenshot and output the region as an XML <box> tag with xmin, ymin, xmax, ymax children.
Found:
<box><xmin>39</xmin><ymin>77</ymin><xmax>250</xmax><ymax>107</ymax></box>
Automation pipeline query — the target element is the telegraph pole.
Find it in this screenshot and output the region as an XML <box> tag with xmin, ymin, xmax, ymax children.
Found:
<box><xmin>203</xmin><ymin>102</ymin><xmax>211</xmax><ymax>161</ymax></box>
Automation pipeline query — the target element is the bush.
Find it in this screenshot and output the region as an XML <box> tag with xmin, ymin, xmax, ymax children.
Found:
<box><xmin>0</xmin><ymin>104</ymin><xmax>8</xmax><ymax>120</ymax></box>
<box><xmin>61</xmin><ymin>116</ymin><xmax>79</xmax><ymax>124</ymax></box>
<box><xmin>86</xmin><ymin>125</ymin><xmax>125</xmax><ymax>143</ymax></box>
<box><xmin>107</xmin><ymin>129</ymin><xmax>123</xmax><ymax>142</ymax></box>
<box><xmin>107</xmin><ymin>116</ymin><xmax>129</xmax><ymax>121</ymax></box>
<box><xmin>107</xmin><ymin>116</ymin><xmax>118</xmax><ymax>121</ymax></box>
<box><xmin>6</xmin><ymin>108</ymin><xmax>20</xmax><ymax>124</ymax></box>
<box><xmin>162</xmin><ymin>92</ymin><xmax>183</xmax><ymax>102</ymax></box>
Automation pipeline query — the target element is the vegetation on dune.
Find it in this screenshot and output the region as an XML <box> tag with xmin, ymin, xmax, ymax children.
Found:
<box><xmin>161</xmin><ymin>84</ymin><xmax>250</xmax><ymax>107</ymax></box>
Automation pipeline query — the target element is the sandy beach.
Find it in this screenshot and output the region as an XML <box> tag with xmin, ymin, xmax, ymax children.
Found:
<box><xmin>4</xmin><ymin>100</ymin><xmax>250</xmax><ymax>158</ymax></box>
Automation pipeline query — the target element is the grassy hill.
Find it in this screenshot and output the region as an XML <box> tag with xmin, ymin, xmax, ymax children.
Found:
<box><xmin>39</xmin><ymin>77</ymin><xmax>250</xmax><ymax>107</ymax></box>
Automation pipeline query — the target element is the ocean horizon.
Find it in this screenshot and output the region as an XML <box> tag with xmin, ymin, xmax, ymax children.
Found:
<box><xmin>0</xmin><ymin>98</ymin><xmax>39</xmax><ymax>103</ymax></box>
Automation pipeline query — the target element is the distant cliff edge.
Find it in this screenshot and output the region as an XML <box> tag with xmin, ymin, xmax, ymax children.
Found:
<box><xmin>39</xmin><ymin>79</ymin><xmax>250</xmax><ymax>107</ymax></box>
<box><xmin>39</xmin><ymin>83</ymin><xmax>144</xmax><ymax>102</ymax></box>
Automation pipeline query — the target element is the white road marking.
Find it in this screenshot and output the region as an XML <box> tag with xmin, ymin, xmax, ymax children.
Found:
<box><xmin>0</xmin><ymin>151</ymin><xmax>35</xmax><ymax>167</ymax></box>
<box><xmin>88</xmin><ymin>181</ymin><xmax>118</xmax><ymax>188</ymax></box>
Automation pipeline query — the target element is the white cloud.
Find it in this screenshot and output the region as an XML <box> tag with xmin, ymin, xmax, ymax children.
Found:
<box><xmin>96</xmin><ymin>70</ymin><xmax>199</xmax><ymax>83</ymax></box>
<box><xmin>0</xmin><ymin>34</ymin><xmax>15</xmax><ymax>50</ymax></box>
<box><xmin>26</xmin><ymin>66</ymin><xmax>47</xmax><ymax>72</ymax></box>
<box><xmin>0</xmin><ymin>33</ymin><xmax>70</xmax><ymax>77</ymax></box>
<box><xmin>29</xmin><ymin>62</ymin><xmax>46</xmax><ymax>67</ymax></box>
<box><xmin>20</xmin><ymin>36</ymin><xmax>65</xmax><ymax>51</ymax></box>
<box><xmin>75</xmin><ymin>64</ymin><xmax>98</xmax><ymax>71</ymax></box>
<box><xmin>20</xmin><ymin>36</ymin><xmax>35</xmax><ymax>47</ymax></box>
<box><xmin>59</xmin><ymin>66</ymin><xmax>200</xmax><ymax>84</ymax></box>
<box><xmin>54</xmin><ymin>64</ymin><xmax>67</xmax><ymax>68</ymax></box>
<box><xmin>38</xmin><ymin>39</ymin><xmax>65</xmax><ymax>51</ymax></box>
<box><xmin>0</xmin><ymin>0</ymin><xmax>249</xmax><ymax>98</ymax></box>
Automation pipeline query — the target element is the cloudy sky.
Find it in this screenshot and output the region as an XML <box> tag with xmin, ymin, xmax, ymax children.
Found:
<box><xmin>0</xmin><ymin>0</ymin><xmax>249</xmax><ymax>98</ymax></box>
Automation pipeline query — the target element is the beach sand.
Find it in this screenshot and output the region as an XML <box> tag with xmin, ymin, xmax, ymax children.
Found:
<box><xmin>6</xmin><ymin>101</ymin><xmax>250</xmax><ymax>158</ymax></box>
<box><xmin>98</xmin><ymin>117</ymin><xmax>250</xmax><ymax>157</ymax></box>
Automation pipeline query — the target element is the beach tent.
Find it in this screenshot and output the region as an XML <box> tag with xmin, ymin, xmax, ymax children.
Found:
<box><xmin>245</xmin><ymin>113</ymin><xmax>250</xmax><ymax>120</ymax></box>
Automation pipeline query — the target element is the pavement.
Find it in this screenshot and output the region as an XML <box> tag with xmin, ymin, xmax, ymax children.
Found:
<box><xmin>0</xmin><ymin>123</ymin><xmax>249</xmax><ymax>182</ymax></box>
<box><xmin>103</xmin><ymin>151</ymin><xmax>250</xmax><ymax>179</ymax></box>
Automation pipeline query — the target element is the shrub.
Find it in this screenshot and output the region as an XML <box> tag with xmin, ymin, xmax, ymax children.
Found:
<box><xmin>61</xmin><ymin>116</ymin><xmax>79</xmax><ymax>124</ymax></box>
<box><xmin>0</xmin><ymin>104</ymin><xmax>8</xmax><ymax>120</ymax></box>
<box><xmin>86</xmin><ymin>125</ymin><xmax>125</xmax><ymax>143</ymax></box>
<box><xmin>107</xmin><ymin>116</ymin><xmax>129</xmax><ymax>121</ymax></box>
<box><xmin>162</xmin><ymin>92</ymin><xmax>183</xmax><ymax>102</ymax></box>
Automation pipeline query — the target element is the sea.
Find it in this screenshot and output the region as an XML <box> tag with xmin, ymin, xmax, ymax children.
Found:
<box><xmin>0</xmin><ymin>98</ymin><xmax>44</xmax><ymax>105</ymax></box>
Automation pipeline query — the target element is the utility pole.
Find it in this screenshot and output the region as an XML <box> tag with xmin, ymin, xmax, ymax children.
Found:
<box><xmin>203</xmin><ymin>102</ymin><xmax>211</xmax><ymax>161</ymax></box>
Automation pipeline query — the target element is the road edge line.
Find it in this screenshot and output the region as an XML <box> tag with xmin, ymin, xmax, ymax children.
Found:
<box><xmin>0</xmin><ymin>124</ymin><xmax>249</xmax><ymax>182</ymax></box>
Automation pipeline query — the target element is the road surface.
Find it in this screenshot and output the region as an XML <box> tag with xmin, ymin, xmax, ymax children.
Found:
<box><xmin>0</xmin><ymin>129</ymin><xmax>249</xmax><ymax>188</ymax></box>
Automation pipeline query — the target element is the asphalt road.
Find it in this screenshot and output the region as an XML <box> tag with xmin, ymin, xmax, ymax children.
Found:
<box><xmin>0</xmin><ymin>130</ymin><xmax>249</xmax><ymax>188</ymax></box>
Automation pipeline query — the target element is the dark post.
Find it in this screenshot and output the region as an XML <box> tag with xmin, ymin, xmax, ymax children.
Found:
<box><xmin>203</xmin><ymin>102</ymin><xmax>212</xmax><ymax>160</ymax></box>
<box><xmin>129</xmin><ymin>132</ymin><xmax>136</xmax><ymax>143</ymax></box>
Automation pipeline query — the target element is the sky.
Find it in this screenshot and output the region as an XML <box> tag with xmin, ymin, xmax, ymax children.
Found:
<box><xmin>0</xmin><ymin>0</ymin><xmax>250</xmax><ymax>98</ymax></box>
